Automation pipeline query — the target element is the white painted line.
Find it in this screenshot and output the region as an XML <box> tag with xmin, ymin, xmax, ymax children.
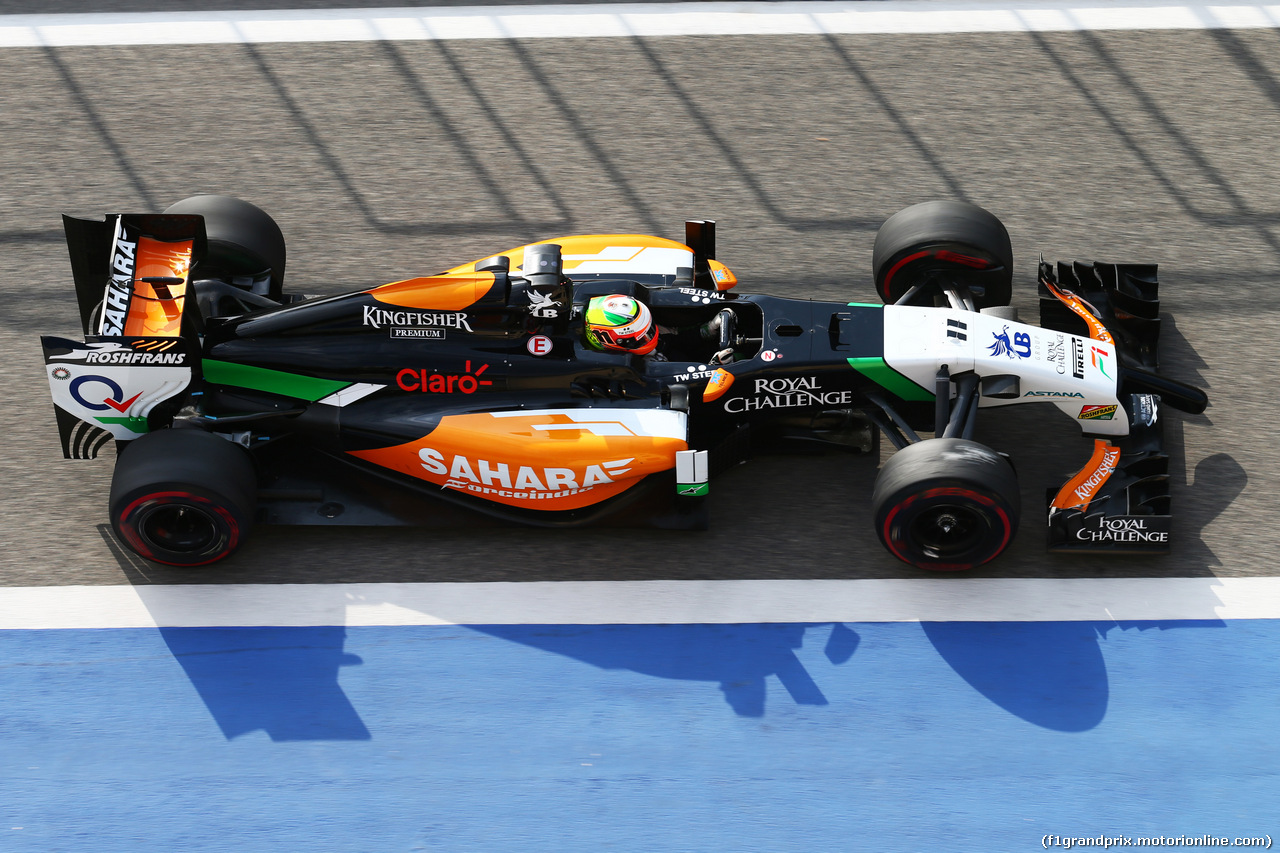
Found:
<box><xmin>2</xmin><ymin>577</ymin><xmax>1279</xmax><ymax>628</ymax></box>
<box><xmin>1</xmin><ymin>2</ymin><xmax>1278</xmax><ymax>48</ymax></box>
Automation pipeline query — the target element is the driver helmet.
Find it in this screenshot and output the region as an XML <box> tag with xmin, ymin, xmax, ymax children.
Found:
<box><xmin>583</xmin><ymin>294</ymin><xmax>658</xmax><ymax>355</ymax></box>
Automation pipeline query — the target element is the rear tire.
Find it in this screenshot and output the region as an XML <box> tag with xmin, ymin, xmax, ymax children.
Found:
<box><xmin>109</xmin><ymin>429</ymin><xmax>257</xmax><ymax>566</ymax></box>
<box><xmin>871</xmin><ymin>438</ymin><xmax>1019</xmax><ymax>570</ymax></box>
<box><xmin>872</xmin><ymin>200</ymin><xmax>1013</xmax><ymax>308</ymax></box>
<box><xmin>164</xmin><ymin>195</ymin><xmax>286</xmax><ymax>300</ymax></box>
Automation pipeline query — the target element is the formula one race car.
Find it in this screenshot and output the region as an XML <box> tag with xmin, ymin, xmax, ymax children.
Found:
<box><xmin>40</xmin><ymin>196</ymin><xmax>1208</xmax><ymax>569</ymax></box>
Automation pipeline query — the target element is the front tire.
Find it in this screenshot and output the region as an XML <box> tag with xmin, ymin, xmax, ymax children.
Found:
<box><xmin>109</xmin><ymin>429</ymin><xmax>257</xmax><ymax>566</ymax></box>
<box><xmin>872</xmin><ymin>200</ymin><xmax>1013</xmax><ymax>308</ymax></box>
<box><xmin>871</xmin><ymin>438</ymin><xmax>1019</xmax><ymax>570</ymax></box>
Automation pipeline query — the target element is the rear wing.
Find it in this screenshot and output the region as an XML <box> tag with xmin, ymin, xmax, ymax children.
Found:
<box><xmin>63</xmin><ymin>213</ymin><xmax>206</xmax><ymax>336</ymax></box>
<box><xmin>44</xmin><ymin>214</ymin><xmax>207</xmax><ymax>458</ymax></box>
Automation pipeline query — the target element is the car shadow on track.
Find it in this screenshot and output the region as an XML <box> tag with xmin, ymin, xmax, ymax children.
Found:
<box><xmin>101</xmin><ymin>529</ymin><xmax>371</xmax><ymax>742</ymax></box>
<box><xmin>471</xmin><ymin>621</ymin><xmax>860</xmax><ymax>718</ymax></box>
<box><xmin>100</xmin><ymin>404</ymin><xmax>1244</xmax><ymax>736</ymax></box>
<box><xmin>921</xmin><ymin>618</ymin><xmax>1227</xmax><ymax>732</ymax></box>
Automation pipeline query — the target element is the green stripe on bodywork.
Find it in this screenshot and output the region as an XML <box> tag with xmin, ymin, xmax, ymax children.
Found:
<box><xmin>95</xmin><ymin>416</ymin><xmax>149</xmax><ymax>433</ymax></box>
<box><xmin>202</xmin><ymin>360</ymin><xmax>351</xmax><ymax>401</ymax></box>
<box><xmin>847</xmin><ymin>357</ymin><xmax>935</xmax><ymax>401</ymax></box>
<box><xmin>847</xmin><ymin>302</ymin><xmax>883</xmax><ymax>308</ymax></box>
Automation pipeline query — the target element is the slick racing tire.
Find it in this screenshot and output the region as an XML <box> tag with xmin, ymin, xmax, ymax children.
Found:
<box><xmin>871</xmin><ymin>438</ymin><xmax>1020</xmax><ymax>571</ymax></box>
<box><xmin>109</xmin><ymin>429</ymin><xmax>257</xmax><ymax>567</ymax></box>
<box><xmin>872</xmin><ymin>200</ymin><xmax>1013</xmax><ymax>309</ymax></box>
<box><xmin>164</xmin><ymin>194</ymin><xmax>286</xmax><ymax>300</ymax></box>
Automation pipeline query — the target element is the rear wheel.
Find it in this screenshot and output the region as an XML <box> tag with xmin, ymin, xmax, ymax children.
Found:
<box><xmin>109</xmin><ymin>429</ymin><xmax>257</xmax><ymax>566</ymax></box>
<box><xmin>164</xmin><ymin>194</ymin><xmax>286</xmax><ymax>301</ymax></box>
<box><xmin>872</xmin><ymin>200</ymin><xmax>1013</xmax><ymax>308</ymax></box>
<box><xmin>871</xmin><ymin>438</ymin><xmax>1019</xmax><ymax>570</ymax></box>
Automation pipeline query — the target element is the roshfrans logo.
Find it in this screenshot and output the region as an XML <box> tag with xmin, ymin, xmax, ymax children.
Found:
<box><xmin>47</xmin><ymin>340</ymin><xmax>188</xmax><ymax>366</ymax></box>
<box><xmin>724</xmin><ymin>376</ymin><xmax>855</xmax><ymax>413</ymax></box>
<box><xmin>1078</xmin><ymin>404</ymin><xmax>1117</xmax><ymax>420</ymax></box>
<box><xmin>101</xmin><ymin>221</ymin><xmax>138</xmax><ymax>336</ymax></box>
<box><xmin>363</xmin><ymin>305</ymin><xmax>473</xmax><ymax>333</ymax></box>
<box><xmin>397</xmin><ymin>361</ymin><xmax>492</xmax><ymax>394</ymax></box>
<box><xmin>419</xmin><ymin>449</ymin><xmax>632</xmax><ymax>500</ymax></box>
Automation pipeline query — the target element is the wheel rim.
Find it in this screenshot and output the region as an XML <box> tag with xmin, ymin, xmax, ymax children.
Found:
<box><xmin>881</xmin><ymin>486</ymin><xmax>1013</xmax><ymax>570</ymax></box>
<box><xmin>136</xmin><ymin>503</ymin><xmax>221</xmax><ymax>556</ymax></box>
<box><xmin>905</xmin><ymin>502</ymin><xmax>991</xmax><ymax>561</ymax></box>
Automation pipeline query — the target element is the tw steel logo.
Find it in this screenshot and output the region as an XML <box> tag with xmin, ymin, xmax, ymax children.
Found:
<box><xmin>397</xmin><ymin>361</ymin><xmax>492</xmax><ymax>394</ymax></box>
<box><xmin>101</xmin><ymin>222</ymin><xmax>138</xmax><ymax>336</ymax></box>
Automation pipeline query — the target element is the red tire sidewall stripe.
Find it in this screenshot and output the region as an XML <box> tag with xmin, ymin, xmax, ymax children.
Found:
<box><xmin>881</xmin><ymin>487</ymin><xmax>1012</xmax><ymax>570</ymax></box>
<box><xmin>882</xmin><ymin>250</ymin><xmax>931</xmax><ymax>299</ymax></box>
<box><xmin>118</xmin><ymin>490</ymin><xmax>240</xmax><ymax>567</ymax></box>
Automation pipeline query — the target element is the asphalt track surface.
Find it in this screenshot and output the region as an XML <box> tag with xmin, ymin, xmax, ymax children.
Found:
<box><xmin>1</xmin><ymin>4</ymin><xmax>1275</xmax><ymax>586</ymax></box>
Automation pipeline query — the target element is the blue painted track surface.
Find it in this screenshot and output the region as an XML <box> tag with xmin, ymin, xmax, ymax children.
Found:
<box><xmin>5</xmin><ymin>620</ymin><xmax>1278</xmax><ymax>851</ymax></box>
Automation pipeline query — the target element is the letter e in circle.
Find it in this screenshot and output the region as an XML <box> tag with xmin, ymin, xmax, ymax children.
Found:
<box><xmin>527</xmin><ymin>335</ymin><xmax>553</xmax><ymax>356</ymax></box>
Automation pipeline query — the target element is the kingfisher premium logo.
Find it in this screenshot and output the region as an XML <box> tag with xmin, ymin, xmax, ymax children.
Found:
<box><xmin>363</xmin><ymin>305</ymin><xmax>473</xmax><ymax>333</ymax></box>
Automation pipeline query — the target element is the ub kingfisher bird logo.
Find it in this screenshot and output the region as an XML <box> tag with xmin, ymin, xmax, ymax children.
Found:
<box><xmin>528</xmin><ymin>289</ymin><xmax>559</xmax><ymax>319</ymax></box>
<box><xmin>988</xmin><ymin>326</ymin><xmax>1015</xmax><ymax>357</ymax></box>
<box><xmin>988</xmin><ymin>325</ymin><xmax>1031</xmax><ymax>359</ymax></box>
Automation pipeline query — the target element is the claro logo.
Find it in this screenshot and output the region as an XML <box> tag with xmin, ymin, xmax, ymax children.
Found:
<box><xmin>397</xmin><ymin>361</ymin><xmax>492</xmax><ymax>394</ymax></box>
<box><xmin>419</xmin><ymin>450</ymin><xmax>635</xmax><ymax>500</ymax></box>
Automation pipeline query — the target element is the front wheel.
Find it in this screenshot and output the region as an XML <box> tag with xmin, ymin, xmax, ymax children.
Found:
<box><xmin>871</xmin><ymin>438</ymin><xmax>1019</xmax><ymax>570</ymax></box>
<box><xmin>109</xmin><ymin>429</ymin><xmax>257</xmax><ymax>566</ymax></box>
